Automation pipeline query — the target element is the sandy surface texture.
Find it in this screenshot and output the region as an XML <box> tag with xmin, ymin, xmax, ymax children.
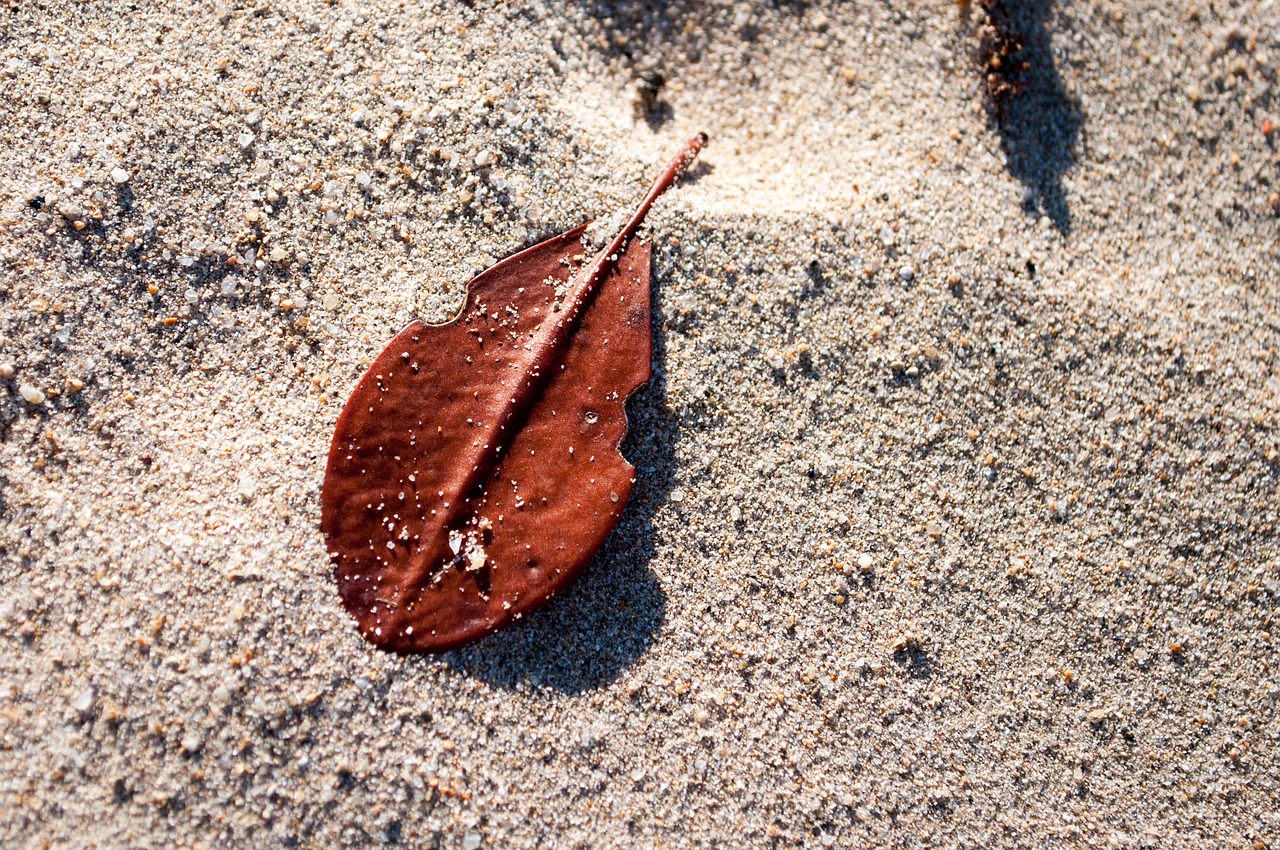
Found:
<box><xmin>2</xmin><ymin>1</ymin><xmax>1279</xmax><ymax>847</ymax></box>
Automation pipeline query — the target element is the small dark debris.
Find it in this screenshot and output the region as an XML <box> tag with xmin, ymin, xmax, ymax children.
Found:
<box><xmin>978</xmin><ymin>1</ymin><xmax>1030</xmax><ymax>118</ymax></box>
<box><xmin>112</xmin><ymin>777</ymin><xmax>134</xmax><ymax>804</ymax></box>
<box><xmin>633</xmin><ymin>69</ymin><xmax>670</xmax><ymax>127</ymax></box>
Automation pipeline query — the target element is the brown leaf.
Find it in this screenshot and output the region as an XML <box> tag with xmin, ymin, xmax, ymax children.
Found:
<box><xmin>321</xmin><ymin>135</ymin><xmax>707</xmax><ymax>652</ymax></box>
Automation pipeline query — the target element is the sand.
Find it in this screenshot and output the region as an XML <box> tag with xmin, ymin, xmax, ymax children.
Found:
<box><xmin>1</xmin><ymin>1</ymin><xmax>1278</xmax><ymax>847</ymax></box>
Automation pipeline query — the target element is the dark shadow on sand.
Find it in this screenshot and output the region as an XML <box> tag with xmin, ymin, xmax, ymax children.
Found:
<box><xmin>987</xmin><ymin>0</ymin><xmax>1083</xmax><ymax>232</ymax></box>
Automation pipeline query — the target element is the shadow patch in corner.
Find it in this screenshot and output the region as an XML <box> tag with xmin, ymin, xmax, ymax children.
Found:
<box><xmin>978</xmin><ymin>0</ymin><xmax>1083</xmax><ymax>233</ymax></box>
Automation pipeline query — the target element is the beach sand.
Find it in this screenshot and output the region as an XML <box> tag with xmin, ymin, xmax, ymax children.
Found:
<box><xmin>1</xmin><ymin>1</ymin><xmax>1278</xmax><ymax>847</ymax></box>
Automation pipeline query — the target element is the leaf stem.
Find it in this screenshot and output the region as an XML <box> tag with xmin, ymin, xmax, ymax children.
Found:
<box><xmin>605</xmin><ymin>132</ymin><xmax>708</xmax><ymax>266</ymax></box>
<box><xmin>574</xmin><ymin>133</ymin><xmax>708</xmax><ymax>310</ymax></box>
<box><xmin>449</xmin><ymin>135</ymin><xmax>707</xmax><ymax>567</ymax></box>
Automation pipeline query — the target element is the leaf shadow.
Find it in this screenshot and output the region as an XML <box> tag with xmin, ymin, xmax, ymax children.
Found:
<box><xmin>984</xmin><ymin>0</ymin><xmax>1083</xmax><ymax>233</ymax></box>
<box><xmin>441</xmin><ymin>271</ymin><xmax>677</xmax><ymax>695</ymax></box>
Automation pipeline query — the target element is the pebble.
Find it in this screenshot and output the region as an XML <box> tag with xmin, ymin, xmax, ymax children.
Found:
<box><xmin>669</xmin><ymin>489</ymin><xmax>685</xmax><ymax>503</ymax></box>
<box><xmin>110</xmin><ymin>167</ymin><xmax>130</xmax><ymax>185</ymax></box>
<box><xmin>181</xmin><ymin>734</ymin><xmax>204</xmax><ymax>754</ymax></box>
<box><xmin>462</xmin><ymin>832</ymin><xmax>482</xmax><ymax>850</ymax></box>
<box><xmin>475</xmin><ymin>149</ymin><xmax>496</xmax><ymax>167</ymax></box>
<box><xmin>237</xmin><ymin>132</ymin><xmax>255</xmax><ymax>149</ymax></box>
<box><xmin>0</xmin><ymin>362</ymin><xmax>14</xmax><ymax>379</ymax></box>
<box><xmin>898</xmin><ymin>265</ymin><xmax>915</xmax><ymax>282</ymax></box>
<box><xmin>72</xmin><ymin>688</ymin><xmax>95</xmax><ymax>716</ymax></box>
<box><xmin>19</xmin><ymin>383</ymin><xmax>46</xmax><ymax>405</ymax></box>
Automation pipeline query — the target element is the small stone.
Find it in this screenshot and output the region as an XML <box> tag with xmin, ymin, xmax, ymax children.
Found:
<box><xmin>269</xmin><ymin>246</ymin><xmax>290</xmax><ymax>263</ymax></box>
<box><xmin>355</xmin><ymin>172</ymin><xmax>372</xmax><ymax>189</ymax></box>
<box><xmin>857</xmin><ymin>553</ymin><xmax>874</xmax><ymax>570</ymax></box>
<box><xmin>72</xmin><ymin>688</ymin><xmax>95</xmax><ymax>716</ymax></box>
<box><xmin>475</xmin><ymin>149</ymin><xmax>496</xmax><ymax>167</ymax></box>
<box><xmin>322</xmin><ymin>293</ymin><xmax>340</xmax><ymax>311</ymax></box>
<box><xmin>898</xmin><ymin>265</ymin><xmax>915</xmax><ymax>282</ymax></box>
<box><xmin>109</xmin><ymin>167</ymin><xmax>130</xmax><ymax>184</ymax></box>
<box><xmin>462</xmin><ymin>832</ymin><xmax>482</xmax><ymax>850</ymax></box>
<box><xmin>0</xmin><ymin>362</ymin><xmax>14</xmax><ymax>379</ymax></box>
<box><xmin>237</xmin><ymin>132</ymin><xmax>255</xmax><ymax>149</ymax></box>
<box><xmin>64</xmin><ymin>378</ymin><xmax>84</xmax><ymax>394</ymax></box>
<box><xmin>891</xmin><ymin>632</ymin><xmax>922</xmax><ymax>652</ymax></box>
<box><xmin>19</xmin><ymin>383</ymin><xmax>46</xmax><ymax>405</ymax></box>
<box><xmin>237</xmin><ymin>473</ymin><xmax>257</xmax><ymax>498</ymax></box>
<box><xmin>669</xmin><ymin>489</ymin><xmax>685</xmax><ymax>503</ymax></box>
<box><xmin>181</xmin><ymin>734</ymin><xmax>203</xmax><ymax>754</ymax></box>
